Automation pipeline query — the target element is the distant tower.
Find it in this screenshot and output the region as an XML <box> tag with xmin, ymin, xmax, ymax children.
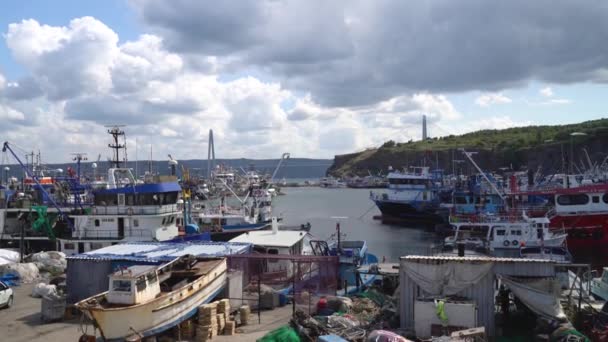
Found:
<box><xmin>207</xmin><ymin>129</ymin><xmax>215</xmax><ymax>178</ymax></box>
<box><xmin>422</xmin><ymin>115</ymin><xmax>428</xmax><ymax>140</ymax></box>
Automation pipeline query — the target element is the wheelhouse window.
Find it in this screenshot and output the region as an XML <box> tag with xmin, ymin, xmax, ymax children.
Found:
<box><xmin>112</xmin><ymin>280</ymin><xmax>132</xmax><ymax>292</ymax></box>
<box><xmin>94</xmin><ymin>219</ymin><xmax>100</xmax><ymax>227</ymax></box>
<box><xmin>557</xmin><ymin>194</ymin><xmax>589</xmax><ymax>206</ymax></box>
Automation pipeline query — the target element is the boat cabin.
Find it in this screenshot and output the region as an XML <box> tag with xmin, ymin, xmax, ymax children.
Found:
<box><xmin>108</xmin><ymin>265</ymin><xmax>160</xmax><ymax>305</ymax></box>
<box><xmin>447</xmin><ymin>215</ymin><xmax>565</xmax><ymax>251</ymax></box>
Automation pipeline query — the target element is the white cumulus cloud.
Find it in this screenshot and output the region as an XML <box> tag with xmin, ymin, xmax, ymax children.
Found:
<box><xmin>475</xmin><ymin>93</ymin><xmax>512</xmax><ymax>107</ymax></box>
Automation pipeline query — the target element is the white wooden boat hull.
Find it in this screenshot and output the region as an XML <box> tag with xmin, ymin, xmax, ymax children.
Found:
<box><xmin>79</xmin><ymin>261</ymin><xmax>227</xmax><ymax>340</ymax></box>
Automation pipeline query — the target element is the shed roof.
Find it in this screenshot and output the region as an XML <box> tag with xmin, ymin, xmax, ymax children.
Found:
<box><xmin>67</xmin><ymin>241</ymin><xmax>252</xmax><ymax>263</ymax></box>
<box><xmin>401</xmin><ymin>255</ymin><xmax>555</xmax><ymax>263</ymax></box>
<box><xmin>229</xmin><ymin>230</ymin><xmax>308</xmax><ymax>248</ymax></box>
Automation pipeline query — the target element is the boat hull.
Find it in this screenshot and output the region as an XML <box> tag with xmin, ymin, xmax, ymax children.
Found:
<box><xmin>80</xmin><ymin>261</ymin><xmax>227</xmax><ymax>340</ymax></box>
<box><xmin>374</xmin><ymin>200</ymin><xmax>444</xmax><ymax>225</ymax></box>
<box><xmin>550</xmin><ymin>213</ymin><xmax>608</xmax><ymax>251</ymax></box>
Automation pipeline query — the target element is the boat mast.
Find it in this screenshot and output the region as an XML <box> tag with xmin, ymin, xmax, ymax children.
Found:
<box><xmin>106</xmin><ymin>125</ymin><xmax>127</xmax><ymax>168</ymax></box>
<box><xmin>460</xmin><ymin>148</ymin><xmax>506</xmax><ymax>203</ymax></box>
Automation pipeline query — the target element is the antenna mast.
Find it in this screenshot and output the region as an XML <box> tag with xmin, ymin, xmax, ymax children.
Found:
<box><xmin>106</xmin><ymin>125</ymin><xmax>127</xmax><ymax>168</ymax></box>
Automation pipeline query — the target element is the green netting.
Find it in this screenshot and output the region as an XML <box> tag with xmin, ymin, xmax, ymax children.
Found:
<box><xmin>30</xmin><ymin>205</ymin><xmax>56</xmax><ymax>239</ymax></box>
<box><xmin>357</xmin><ymin>289</ymin><xmax>386</xmax><ymax>306</ymax></box>
<box><xmin>257</xmin><ymin>326</ymin><xmax>301</xmax><ymax>342</ymax></box>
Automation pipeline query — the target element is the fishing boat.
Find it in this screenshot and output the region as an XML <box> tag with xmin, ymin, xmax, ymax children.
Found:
<box><xmin>370</xmin><ymin>167</ymin><xmax>450</xmax><ymax>226</ymax></box>
<box><xmin>319</xmin><ymin>177</ymin><xmax>346</xmax><ymax>188</ymax></box>
<box><xmin>190</xmin><ymin>186</ymin><xmax>274</xmax><ymax>240</ymax></box>
<box><xmin>329</xmin><ymin>240</ymin><xmax>378</xmax><ymax>294</ymax></box>
<box><xmin>519</xmin><ymin>184</ymin><xmax>608</xmax><ymax>252</ymax></box>
<box><xmin>445</xmin><ymin>212</ymin><xmax>568</xmax><ymax>255</ymax></box>
<box><xmin>76</xmin><ymin>255</ymin><xmax>227</xmax><ymax>341</ymax></box>
<box><xmin>519</xmin><ymin>246</ymin><xmax>572</xmax><ymax>263</ymax></box>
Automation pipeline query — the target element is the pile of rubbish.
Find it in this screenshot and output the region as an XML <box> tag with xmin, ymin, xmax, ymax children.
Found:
<box><xmin>27</xmin><ymin>251</ymin><xmax>67</xmax><ymax>275</ymax></box>
<box><xmin>0</xmin><ymin>261</ymin><xmax>39</xmax><ymax>283</ymax></box>
<box><xmin>282</xmin><ymin>290</ymin><xmax>404</xmax><ymax>342</ymax></box>
<box><xmin>0</xmin><ymin>249</ymin><xmax>20</xmax><ymax>266</ymax></box>
<box><xmin>0</xmin><ymin>250</ymin><xmax>67</xmax><ymax>284</ymax></box>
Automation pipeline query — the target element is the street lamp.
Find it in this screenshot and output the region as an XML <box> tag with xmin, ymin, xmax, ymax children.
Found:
<box><xmin>569</xmin><ymin>132</ymin><xmax>587</xmax><ymax>174</ymax></box>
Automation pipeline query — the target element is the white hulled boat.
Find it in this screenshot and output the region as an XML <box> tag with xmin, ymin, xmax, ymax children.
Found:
<box><xmin>445</xmin><ymin>212</ymin><xmax>568</xmax><ymax>252</ymax></box>
<box><xmin>76</xmin><ymin>256</ymin><xmax>227</xmax><ymax>340</ymax></box>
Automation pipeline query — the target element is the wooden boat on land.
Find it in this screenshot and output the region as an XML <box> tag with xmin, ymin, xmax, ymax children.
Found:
<box><xmin>75</xmin><ymin>255</ymin><xmax>227</xmax><ymax>341</ymax></box>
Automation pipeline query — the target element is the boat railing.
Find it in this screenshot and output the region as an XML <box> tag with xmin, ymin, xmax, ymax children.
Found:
<box><xmin>449</xmin><ymin>213</ymin><xmax>524</xmax><ymax>224</ymax></box>
<box><xmin>91</xmin><ymin>204</ymin><xmax>179</xmax><ymax>216</ymax></box>
<box><xmin>79</xmin><ymin>228</ymin><xmax>153</xmax><ymax>240</ymax></box>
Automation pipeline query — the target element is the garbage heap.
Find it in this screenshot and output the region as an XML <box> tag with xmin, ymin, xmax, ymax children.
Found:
<box><xmin>0</xmin><ymin>250</ymin><xmax>67</xmax><ymax>285</ymax></box>
<box><xmin>284</xmin><ymin>289</ymin><xmax>405</xmax><ymax>342</ymax></box>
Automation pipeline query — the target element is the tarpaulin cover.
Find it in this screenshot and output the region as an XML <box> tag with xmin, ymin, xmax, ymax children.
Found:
<box><xmin>402</xmin><ymin>260</ymin><xmax>494</xmax><ymax>295</ymax></box>
<box><xmin>500</xmin><ymin>276</ymin><xmax>566</xmax><ymax>321</ymax></box>
<box><xmin>257</xmin><ymin>326</ymin><xmax>301</xmax><ymax>342</ymax></box>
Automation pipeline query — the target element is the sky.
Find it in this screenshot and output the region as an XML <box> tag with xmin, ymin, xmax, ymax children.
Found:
<box><xmin>0</xmin><ymin>1</ymin><xmax>607</xmax><ymax>163</ymax></box>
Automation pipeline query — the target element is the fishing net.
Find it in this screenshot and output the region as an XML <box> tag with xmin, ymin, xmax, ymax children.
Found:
<box><xmin>31</xmin><ymin>205</ymin><xmax>56</xmax><ymax>239</ymax></box>
<box><xmin>257</xmin><ymin>326</ymin><xmax>301</xmax><ymax>342</ymax></box>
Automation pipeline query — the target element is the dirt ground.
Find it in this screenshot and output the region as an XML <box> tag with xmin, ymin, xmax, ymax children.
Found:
<box><xmin>0</xmin><ymin>283</ymin><xmax>293</xmax><ymax>342</ymax></box>
<box><xmin>0</xmin><ymin>283</ymin><xmax>83</xmax><ymax>342</ymax></box>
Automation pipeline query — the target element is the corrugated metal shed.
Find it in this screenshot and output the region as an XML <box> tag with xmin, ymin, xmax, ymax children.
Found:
<box><xmin>66</xmin><ymin>241</ymin><xmax>252</xmax><ymax>304</ymax></box>
<box><xmin>67</xmin><ymin>241</ymin><xmax>252</xmax><ymax>263</ymax></box>
<box><xmin>399</xmin><ymin>255</ymin><xmax>557</xmax><ymax>338</ymax></box>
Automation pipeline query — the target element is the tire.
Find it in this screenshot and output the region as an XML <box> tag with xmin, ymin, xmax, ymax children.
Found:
<box><xmin>512</xmin><ymin>240</ymin><xmax>519</xmax><ymax>246</ymax></box>
<box><xmin>503</xmin><ymin>240</ymin><xmax>510</xmax><ymax>247</ymax></box>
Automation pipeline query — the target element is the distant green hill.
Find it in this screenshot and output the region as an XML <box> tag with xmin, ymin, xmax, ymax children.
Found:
<box><xmin>327</xmin><ymin>118</ymin><xmax>608</xmax><ymax>176</ymax></box>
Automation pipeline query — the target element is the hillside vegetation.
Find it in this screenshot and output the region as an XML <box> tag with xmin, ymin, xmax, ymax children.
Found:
<box><xmin>328</xmin><ymin>118</ymin><xmax>608</xmax><ymax>176</ymax></box>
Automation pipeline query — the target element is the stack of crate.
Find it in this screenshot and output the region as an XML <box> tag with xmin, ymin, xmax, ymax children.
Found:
<box><xmin>217</xmin><ymin>299</ymin><xmax>236</xmax><ymax>336</ymax></box>
<box><xmin>196</xmin><ymin>303</ymin><xmax>218</xmax><ymax>341</ymax></box>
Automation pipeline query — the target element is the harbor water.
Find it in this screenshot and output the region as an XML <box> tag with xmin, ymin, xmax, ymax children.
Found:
<box><xmin>273</xmin><ymin>186</ymin><xmax>608</xmax><ymax>267</ymax></box>
<box><xmin>273</xmin><ymin>187</ymin><xmax>441</xmax><ymax>262</ymax></box>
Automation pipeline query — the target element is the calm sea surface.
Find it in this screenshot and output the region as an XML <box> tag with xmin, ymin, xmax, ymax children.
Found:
<box><xmin>272</xmin><ymin>187</ymin><xmax>441</xmax><ymax>262</ymax></box>
<box><xmin>271</xmin><ymin>187</ymin><xmax>608</xmax><ymax>267</ymax></box>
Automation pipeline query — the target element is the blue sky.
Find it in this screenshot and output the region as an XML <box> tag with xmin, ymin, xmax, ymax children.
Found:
<box><xmin>0</xmin><ymin>1</ymin><xmax>606</xmax><ymax>161</ymax></box>
<box><xmin>0</xmin><ymin>0</ymin><xmax>139</xmax><ymax>78</ymax></box>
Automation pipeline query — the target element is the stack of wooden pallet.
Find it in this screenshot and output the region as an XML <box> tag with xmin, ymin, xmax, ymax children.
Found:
<box><xmin>196</xmin><ymin>303</ymin><xmax>218</xmax><ymax>341</ymax></box>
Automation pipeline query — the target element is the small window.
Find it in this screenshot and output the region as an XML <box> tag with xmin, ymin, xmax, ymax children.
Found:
<box><xmin>64</xmin><ymin>243</ymin><xmax>75</xmax><ymax>250</ymax></box>
<box><xmin>94</xmin><ymin>219</ymin><xmax>100</xmax><ymax>227</ymax></box>
<box><xmin>593</xmin><ymin>196</ymin><xmax>600</xmax><ymax>203</ymax></box>
<box><xmin>496</xmin><ymin>230</ymin><xmax>506</xmax><ymax>236</ymax></box>
<box><xmin>268</xmin><ymin>249</ymin><xmax>279</xmax><ymax>255</ymax></box>
<box><xmin>136</xmin><ymin>278</ymin><xmax>147</xmax><ymax>291</ymax></box>
<box><xmin>90</xmin><ymin>243</ymin><xmax>104</xmax><ymax>250</ymax></box>
<box><xmin>603</xmin><ymin>194</ymin><xmax>608</xmax><ymax>204</ymax></box>
<box><xmin>557</xmin><ymin>194</ymin><xmax>589</xmax><ymax>206</ymax></box>
<box><xmin>162</xmin><ymin>217</ymin><xmax>166</xmax><ymax>225</ymax></box>
<box><xmin>512</xmin><ymin>230</ymin><xmax>522</xmax><ymax>236</ymax></box>
<box><xmin>112</xmin><ymin>280</ymin><xmax>132</xmax><ymax>292</ymax></box>
<box><xmin>170</xmin><ymin>216</ymin><xmax>175</xmax><ymax>223</ymax></box>
<box><xmin>133</xmin><ymin>219</ymin><xmax>139</xmax><ymax>227</ymax></box>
